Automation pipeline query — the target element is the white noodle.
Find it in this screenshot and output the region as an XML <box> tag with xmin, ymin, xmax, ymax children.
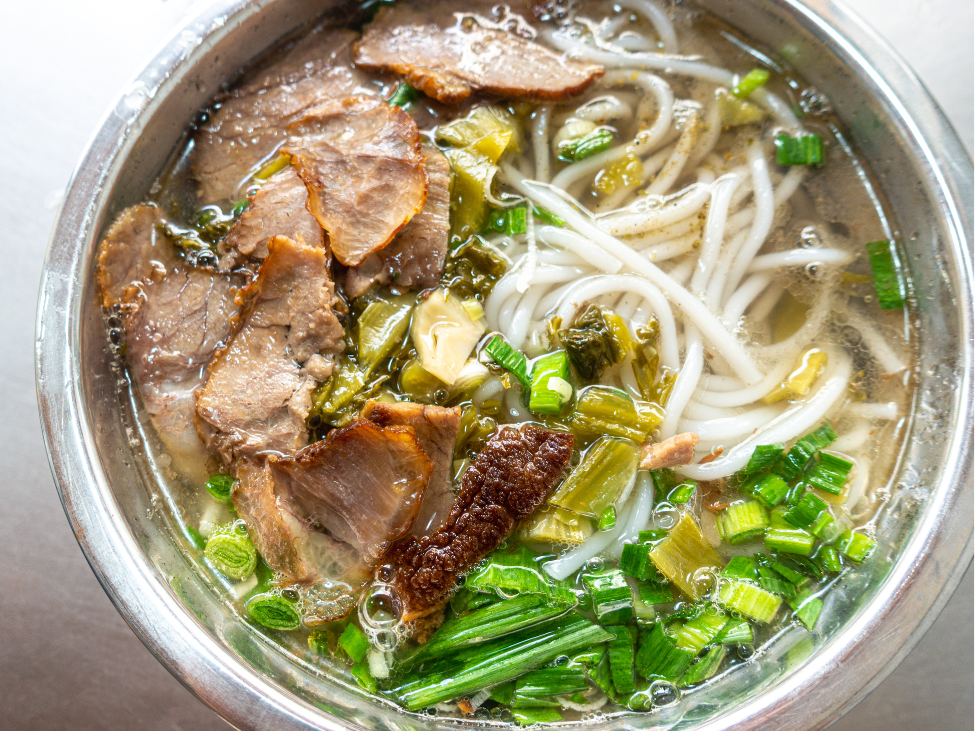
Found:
<box><xmin>615</xmin><ymin>0</ymin><xmax>678</xmax><ymax>53</ymax></box>
<box><xmin>537</xmin><ymin>226</ymin><xmax>623</xmax><ymax>273</ymax></box>
<box><xmin>722</xmin><ymin>272</ymin><xmax>772</xmax><ymax>325</ymax></box>
<box><xmin>659</xmin><ymin>327</ymin><xmax>704</xmax><ymax>437</ymax></box>
<box><xmin>695</xmin><ymin>359</ymin><xmax>793</xmax><ymax>408</ymax></box>
<box><xmin>746</xmin><ymin>248</ymin><xmax>854</xmax><ymax>272</ymax></box>
<box><xmin>533</xmin><ymin>105</ymin><xmax>551</xmax><ymax>183</ymax></box>
<box><xmin>611</xmin><ymin>472</ymin><xmax>655</xmax><ymax>559</ymax></box>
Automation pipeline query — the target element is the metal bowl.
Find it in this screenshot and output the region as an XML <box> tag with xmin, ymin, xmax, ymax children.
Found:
<box><xmin>35</xmin><ymin>0</ymin><xmax>973</xmax><ymax>729</ymax></box>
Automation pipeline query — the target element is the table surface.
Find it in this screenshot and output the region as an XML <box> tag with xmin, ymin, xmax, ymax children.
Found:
<box><xmin>2</xmin><ymin>1</ymin><xmax>971</xmax><ymax>729</ymax></box>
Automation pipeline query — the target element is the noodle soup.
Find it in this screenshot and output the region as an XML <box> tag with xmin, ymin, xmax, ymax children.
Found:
<box><xmin>95</xmin><ymin>0</ymin><xmax>913</xmax><ymax>723</ymax></box>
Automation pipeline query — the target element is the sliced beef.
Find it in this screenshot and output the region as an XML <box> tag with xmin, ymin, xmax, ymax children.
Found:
<box><xmin>354</xmin><ymin>2</ymin><xmax>603</xmax><ymax>105</ymax></box>
<box><xmin>346</xmin><ymin>146</ymin><xmax>451</xmax><ymax>298</ymax></box>
<box><xmin>283</xmin><ymin>95</ymin><xmax>428</xmax><ymax>267</ymax></box>
<box><xmin>640</xmin><ymin>432</ymin><xmax>699</xmax><ymax>470</ymax></box>
<box><xmin>195</xmin><ymin>235</ymin><xmax>343</xmax><ymax>463</ymax></box>
<box><xmin>382</xmin><ymin>424</ymin><xmax>574</xmax><ymax>621</ymax></box>
<box><xmin>276</xmin><ymin>418</ymin><xmax>434</xmax><ymax>565</ymax></box>
<box><xmin>217</xmin><ymin>166</ymin><xmax>323</xmax><ymax>271</ymax></box>
<box><xmin>192</xmin><ymin>27</ymin><xmax>373</xmax><ymax>203</ymax></box>
<box><xmin>234</xmin><ymin>459</ymin><xmax>369</xmax><ymax>623</ymax></box>
<box><xmin>96</xmin><ymin>204</ymin><xmax>242</xmax><ymax>480</ymax></box>
<box><xmin>361</xmin><ymin>400</ymin><xmax>462</xmax><ymax>537</ymax></box>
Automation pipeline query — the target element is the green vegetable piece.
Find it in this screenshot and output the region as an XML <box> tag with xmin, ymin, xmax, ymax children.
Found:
<box><xmin>506</xmin><ymin>205</ymin><xmax>527</xmax><ymax>235</ymax></box>
<box><xmin>740</xmin><ymin>444</ymin><xmax>785</xmax><ymax>476</ymax></box>
<box><xmin>489</xmin><ymin>681</ymin><xmax>515</xmax><ymax>705</ymax></box>
<box><xmin>557</xmin><ymin>127</ymin><xmax>614</xmax><ymax>162</ymax></box>
<box><xmin>352</xmin><ymin>660</ymin><xmax>377</xmax><ymax>693</ymax></box>
<box><xmin>558</xmin><ymin>304</ymin><xmax>632</xmax><ymax>383</ymax></box>
<box><xmin>638</xmin><ymin>529</ymin><xmax>668</xmax><ymax>543</ymax></box>
<box><xmin>529</xmin><ymin>350</ymin><xmax>573</xmax><ymax>415</ymax></box>
<box><xmin>805</xmin><ymin>452</ymin><xmax>855</xmax><ymax>495</ymax></box>
<box><xmin>606</xmin><ymin>626</ymin><xmax>637</xmax><ymax>694</ymax></box>
<box><xmin>680</xmin><ymin>644</ymin><xmax>726</xmax><ymax>686</ymax></box>
<box><xmin>865</xmin><ymin>239</ymin><xmax>907</xmax><ymax>309</ymax></box>
<box><xmin>635</xmin><ymin>622</ymin><xmax>696</xmax><ymax>680</ymax></box>
<box><xmin>718</xmin><ymin>91</ymin><xmax>769</xmax><ymax>126</ymax></box>
<box><xmin>717</xmin><ymin>500</ymin><xmax>769</xmax><ymax>544</ymax></box>
<box><xmin>789</xmin><ymin>588</ymin><xmax>823</xmax><ymax>631</ymax></box>
<box><xmin>783</xmin><ymin>492</ymin><xmax>831</xmax><ymax>531</ymax></box>
<box><xmin>515</xmin><ymin>666</ymin><xmax>589</xmax><ymax>699</ymax></box>
<box><xmin>531</xmin><ymin>204</ymin><xmax>565</xmax><ymax>227</ymax></box>
<box><xmin>569</xmin><ymin>386</ymin><xmax>663</xmax><ymax>443</ymax></box>
<box><xmin>649</xmin><ymin>512</ymin><xmax>723</xmax><ymax>600</ymax></box>
<box><xmin>598</xmin><ymin>506</ymin><xmax>617</xmax><ymax>531</ymax></box>
<box><xmin>732</xmin><ymin>68</ymin><xmax>771</xmax><ymax>98</ymax></box>
<box><xmin>672</xmin><ymin>610</ymin><xmax>728</xmax><ymax>653</ymax></box>
<box><xmin>620</xmin><ymin>542</ymin><xmax>655</xmax><ymax>580</ymax></box>
<box><xmin>583</xmin><ymin>569</ymin><xmax>633</xmax><ymax>625</ymax></box>
<box><xmin>484</xmin><ymin>334</ymin><xmax>531</xmax><ymax>390</ymax></box>
<box><xmin>837</xmin><ymin>530</ymin><xmax>877</xmax><ymax>563</ymax></box>
<box><xmin>714</xmin><ymin>616</ymin><xmax>753</xmax><ymax>645</ymax></box>
<box><xmin>356</xmin><ymin>296</ymin><xmax>413</xmax><ymax>374</ymax></box>
<box><xmin>513</xmin><ymin>709</ymin><xmax>562</xmax><ymax>725</ymax></box>
<box><xmin>717</xmin><ymin>580</ymin><xmax>782</xmax><ymax>624</ymax></box>
<box><xmin>549</xmin><ymin>436</ymin><xmax>639</xmax><ymax>518</ymax></box>
<box><xmin>311</xmin><ymin>356</ymin><xmax>366</xmax><ymax>417</ymax></box>
<box><xmin>392</xmin><ymin>614</ymin><xmax>612</xmax><ymax>710</ymax></box>
<box><xmin>667</xmin><ymin>479</ymin><xmax>698</xmax><ymax>504</ymax></box>
<box><xmin>775</xmin><ymin>132</ymin><xmax>825</xmax><ymax>166</ymax></box>
<box><xmin>817</xmin><ymin>545</ymin><xmax>843</xmax><ymax>573</ymax></box>
<box><xmin>338</xmin><ymin>624</ymin><xmax>370</xmax><ymax>664</ymax></box>
<box><xmin>464</xmin><ymin>545</ymin><xmax>577</xmax><ymax>605</ymax></box>
<box><xmin>590</xmin><ymin>651</ymin><xmax>616</xmax><ymax>701</ymax></box>
<box><xmin>637</xmin><ymin>578</ymin><xmax>675</xmax><ymax>607</ymax></box>
<box><xmin>387</xmin><ymin>81</ymin><xmax>418</xmax><ymax>109</ymax></box>
<box><xmin>308</xmin><ymin>629</ymin><xmax>330</xmax><ymax>656</ymax></box>
<box><xmin>204</xmin><ymin>522</ymin><xmax>257</xmax><ymax>580</ymax></box>
<box><xmin>442</xmin><ymin>237</ymin><xmax>508</xmax><ymax>298</ymax></box>
<box><xmin>740</xmin><ymin>472</ymin><xmax>790</xmax><ymax>508</ymax></box>
<box><xmin>569</xmin><ymin>648</ymin><xmax>605</xmax><ymax>668</ymax></box>
<box><xmin>776</xmin><ymin>424</ymin><xmax>838</xmax><ymax>480</ymax></box>
<box><xmin>765</xmin><ymin>525</ymin><xmax>816</xmax><ymax>556</ymax></box>
<box><xmin>206</xmin><ymin>474</ymin><xmax>235</xmax><ymax>502</ymax></box>
<box><xmin>246</xmin><ymin>593</ymin><xmax>301</xmax><ymax>630</ymax></box>
<box><xmin>184</xmin><ymin>525</ymin><xmax>206</xmax><ymax>551</ymax></box>
<box><xmin>722</xmin><ymin>555</ymin><xmax>760</xmax><ymax>582</ymax></box>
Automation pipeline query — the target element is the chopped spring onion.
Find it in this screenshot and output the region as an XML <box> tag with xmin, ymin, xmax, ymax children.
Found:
<box><xmin>557</xmin><ymin>127</ymin><xmax>614</xmax><ymax>162</ymax></box>
<box><xmin>740</xmin><ymin>444</ymin><xmax>785</xmax><ymax>477</ymax></box>
<box><xmin>681</xmin><ymin>644</ymin><xmax>726</xmax><ymax>686</ymax></box>
<box><xmin>865</xmin><ymin>239</ymin><xmax>907</xmax><ymax>309</ymax></box>
<box><xmin>205</xmin><ymin>474</ymin><xmax>235</xmax><ymax>502</ymax></box>
<box><xmin>569</xmin><ymin>386</ymin><xmax>663</xmax><ymax>443</ymax></box>
<box><xmin>765</xmin><ymin>525</ymin><xmax>816</xmax><ymax>556</ymax></box>
<box><xmin>714</xmin><ymin>616</ymin><xmax>753</xmax><ymax>645</ymax></box>
<box><xmin>817</xmin><ymin>545</ymin><xmax>843</xmax><ymax>573</ymax></box>
<box><xmin>717</xmin><ymin>580</ymin><xmax>782</xmax><ymax>624</ymax></box>
<box><xmin>740</xmin><ymin>472</ymin><xmax>790</xmax><ymax>509</ymax></box>
<box><xmin>486</xmin><ymin>206</ymin><xmax>528</xmax><ymax>236</ymax></box>
<box><xmin>635</xmin><ymin>622</ymin><xmax>696</xmax><ymax>680</ymax></box>
<box><xmin>637</xmin><ymin>577</ymin><xmax>675</xmax><ymax>607</ymax></box>
<box><xmin>532</xmin><ymin>203</ymin><xmax>566</xmax><ymax>228</ymax></box>
<box><xmin>672</xmin><ymin>610</ymin><xmax>728</xmax><ymax>653</ymax></box>
<box><xmin>776</xmin><ymin>424</ymin><xmax>838</xmax><ymax>481</ymax></box>
<box><xmin>339</xmin><ymin>624</ymin><xmax>370</xmax><ymax>664</ymax></box>
<box><xmin>392</xmin><ymin>614</ymin><xmax>612</xmax><ymax>710</ymax></box>
<box><xmin>513</xmin><ymin>709</ymin><xmax>563</xmax><ymax>725</ymax></box>
<box><xmin>605</xmin><ymin>626</ymin><xmax>637</xmax><ymax>694</ymax></box>
<box><xmin>783</xmin><ymin>492</ymin><xmax>832</xmax><ymax>533</ymax></box>
<box><xmin>515</xmin><ymin>666</ymin><xmax>589</xmax><ymax>699</ymax></box>
<box><xmin>465</xmin><ymin>546</ymin><xmax>577</xmax><ymax>605</ymax></box>
<box><xmin>762</xmin><ymin>554</ymin><xmax>807</xmax><ymax>586</ymax></box>
<box><xmin>775</xmin><ymin>132</ymin><xmax>825</xmax><ymax>166</ymax></box>
<box><xmin>308</xmin><ymin>629</ymin><xmax>330</xmax><ymax>656</ymax></box>
<box><xmin>204</xmin><ymin>522</ymin><xmax>257</xmax><ymax>580</ymax></box>
<box><xmin>591</xmin><ymin>651</ymin><xmax>615</xmax><ymax>701</ymax></box>
<box><xmin>253</xmin><ymin>153</ymin><xmax>290</xmax><ymax>181</ymax></box>
<box><xmin>722</xmin><ymin>555</ymin><xmax>760</xmax><ymax>582</ymax></box>
<box><xmin>529</xmin><ymin>350</ymin><xmax>572</xmax><ymax>415</ymax></box>
<box><xmin>549</xmin><ymin>437</ymin><xmax>639</xmax><ymax>518</ymax></box>
<box><xmin>717</xmin><ymin>501</ymin><xmax>770</xmax><ymax>545</ymax></box>
<box><xmin>490</xmin><ymin>682</ymin><xmax>516</xmax><ymax>705</ymax></box>
<box><xmin>804</xmin><ymin>452</ymin><xmax>855</xmax><ymax>495</ymax></box>
<box><xmin>352</xmin><ymin>661</ymin><xmax>377</xmax><ymax>693</ymax></box>
<box><xmin>387</xmin><ymin>81</ymin><xmax>419</xmax><ymax>109</ymax></box>
<box><xmin>732</xmin><ymin>68</ymin><xmax>770</xmax><ymax>98</ymax></box>
<box><xmin>789</xmin><ymin>588</ymin><xmax>824</xmax><ymax>631</ymax></box>
<box><xmin>484</xmin><ymin>334</ymin><xmax>531</xmax><ymax>390</ymax></box>
<box><xmin>584</xmin><ymin>569</ymin><xmax>634</xmax><ymax>625</ymax></box>
<box><xmin>649</xmin><ymin>512</ymin><xmax>724</xmax><ymax>600</ymax></box>
<box><xmin>620</xmin><ymin>542</ymin><xmax>655</xmax><ymax>580</ymax></box>
<box><xmin>837</xmin><ymin>530</ymin><xmax>877</xmax><ymax>563</ymax></box>
<box><xmin>246</xmin><ymin>593</ymin><xmax>301</xmax><ymax>630</ymax></box>
<box><xmin>184</xmin><ymin>525</ymin><xmax>206</xmax><ymax>550</ymax></box>
<box><xmin>667</xmin><ymin>479</ymin><xmax>698</xmax><ymax>504</ymax></box>
<box><xmin>598</xmin><ymin>506</ymin><xmax>617</xmax><ymax>531</ymax></box>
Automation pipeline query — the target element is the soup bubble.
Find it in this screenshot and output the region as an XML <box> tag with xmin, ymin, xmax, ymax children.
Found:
<box><xmin>651</xmin><ymin>503</ymin><xmax>679</xmax><ymax>530</ymax></box>
<box><xmin>649</xmin><ymin>680</ymin><xmax>681</xmax><ymax>708</ymax></box>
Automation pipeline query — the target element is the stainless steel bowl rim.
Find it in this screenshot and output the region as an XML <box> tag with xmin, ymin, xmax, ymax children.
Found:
<box><xmin>35</xmin><ymin>0</ymin><xmax>974</xmax><ymax>729</ymax></box>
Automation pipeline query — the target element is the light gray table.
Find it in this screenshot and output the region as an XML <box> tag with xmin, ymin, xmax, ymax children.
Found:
<box><xmin>1</xmin><ymin>1</ymin><xmax>970</xmax><ymax>729</ymax></box>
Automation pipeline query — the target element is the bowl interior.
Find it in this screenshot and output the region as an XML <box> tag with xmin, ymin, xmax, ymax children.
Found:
<box><xmin>39</xmin><ymin>0</ymin><xmax>973</xmax><ymax>729</ymax></box>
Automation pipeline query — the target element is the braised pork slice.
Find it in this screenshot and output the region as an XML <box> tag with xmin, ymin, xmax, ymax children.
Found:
<box><xmin>283</xmin><ymin>95</ymin><xmax>428</xmax><ymax>267</ymax></box>
<box><xmin>383</xmin><ymin>424</ymin><xmax>574</xmax><ymax>621</ymax></box>
<box><xmin>195</xmin><ymin>235</ymin><xmax>343</xmax><ymax>463</ymax></box>
<box><xmin>275</xmin><ymin>418</ymin><xmax>434</xmax><ymax>565</ymax></box>
<box><xmin>354</xmin><ymin>2</ymin><xmax>603</xmax><ymax>105</ymax></box>
<box><xmin>346</xmin><ymin>146</ymin><xmax>451</xmax><ymax>298</ymax></box>
<box><xmin>361</xmin><ymin>400</ymin><xmax>461</xmax><ymax>537</ymax></box>
<box><xmin>96</xmin><ymin>204</ymin><xmax>242</xmax><ymax>480</ymax></box>
<box><xmin>640</xmin><ymin>432</ymin><xmax>699</xmax><ymax>470</ymax></box>
<box><xmin>217</xmin><ymin>166</ymin><xmax>323</xmax><ymax>271</ymax></box>
<box><xmin>192</xmin><ymin>27</ymin><xmax>373</xmax><ymax>203</ymax></box>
